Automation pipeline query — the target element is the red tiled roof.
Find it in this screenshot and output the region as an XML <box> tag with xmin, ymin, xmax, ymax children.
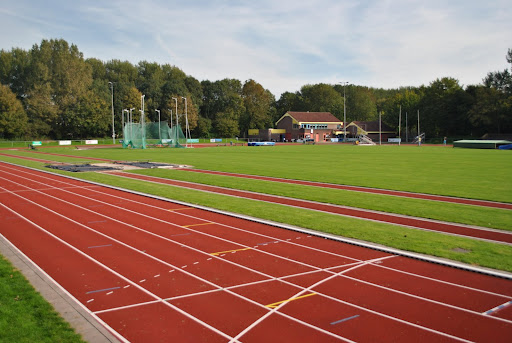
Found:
<box><xmin>286</xmin><ymin>111</ymin><xmax>342</xmax><ymax>123</ymax></box>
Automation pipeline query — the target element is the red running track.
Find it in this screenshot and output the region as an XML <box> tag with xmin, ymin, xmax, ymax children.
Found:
<box><xmin>8</xmin><ymin>149</ymin><xmax>512</xmax><ymax>211</ymax></box>
<box><xmin>105</xmin><ymin>171</ymin><xmax>512</xmax><ymax>245</ymax></box>
<box><xmin>1</xmin><ymin>162</ymin><xmax>512</xmax><ymax>342</ymax></box>
<box><xmin>181</xmin><ymin>168</ymin><xmax>512</xmax><ymax>210</ymax></box>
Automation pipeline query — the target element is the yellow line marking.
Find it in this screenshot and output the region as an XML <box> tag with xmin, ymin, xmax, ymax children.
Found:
<box><xmin>265</xmin><ymin>293</ymin><xmax>317</xmax><ymax>309</ymax></box>
<box><xmin>210</xmin><ymin>247</ymin><xmax>252</xmax><ymax>256</ymax></box>
<box><xmin>183</xmin><ymin>222</ymin><xmax>213</xmax><ymax>228</ymax></box>
<box><xmin>167</xmin><ymin>208</ymin><xmax>194</xmax><ymax>212</ymax></box>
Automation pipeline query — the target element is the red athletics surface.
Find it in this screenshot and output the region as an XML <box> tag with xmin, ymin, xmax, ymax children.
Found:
<box><xmin>107</xmin><ymin>171</ymin><xmax>512</xmax><ymax>245</ymax></box>
<box><xmin>1</xmin><ymin>161</ymin><xmax>512</xmax><ymax>342</ymax></box>
<box><xmin>5</xmin><ymin>148</ymin><xmax>511</xmax><ymax>211</ymax></box>
<box><xmin>181</xmin><ymin>168</ymin><xmax>512</xmax><ymax>210</ymax></box>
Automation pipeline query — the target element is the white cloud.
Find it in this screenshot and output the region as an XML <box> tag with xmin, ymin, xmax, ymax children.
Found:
<box><xmin>1</xmin><ymin>0</ymin><xmax>511</xmax><ymax>96</ymax></box>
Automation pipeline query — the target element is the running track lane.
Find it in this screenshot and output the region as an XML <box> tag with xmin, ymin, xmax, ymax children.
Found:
<box><xmin>1</xmin><ymin>162</ymin><xmax>512</xmax><ymax>342</ymax></box>
<box><xmin>6</xmin><ymin>149</ymin><xmax>511</xmax><ymax>211</ymax></box>
<box><xmin>104</xmin><ymin>171</ymin><xmax>512</xmax><ymax>245</ymax></box>
<box><xmin>181</xmin><ymin>168</ymin><xmax>512</xmax><ymax>210</ymax></box>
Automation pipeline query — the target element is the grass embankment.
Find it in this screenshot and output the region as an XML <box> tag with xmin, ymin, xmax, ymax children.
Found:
<box><xmin>0</xmin><ymin>255</ymin><xmax>85</xmax><ymax>343</ymax></box>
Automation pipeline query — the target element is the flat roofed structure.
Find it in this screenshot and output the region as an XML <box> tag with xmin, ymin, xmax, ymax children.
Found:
<box><xmin>453</xmin><ymin>140</ymin><xmax>512</xmax><ymax>149</ymax></box>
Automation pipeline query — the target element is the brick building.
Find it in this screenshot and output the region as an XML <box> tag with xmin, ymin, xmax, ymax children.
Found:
<box><xmin>273</xmin><ymin>111</ymin><xmax>343</xmax><ymax>142</ymax></box>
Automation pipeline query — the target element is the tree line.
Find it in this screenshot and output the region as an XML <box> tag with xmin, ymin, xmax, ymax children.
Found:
<box><xmin>1</xmin><ymin>39</ymin><xmax>511</xmax><ymax>140</ymax></box>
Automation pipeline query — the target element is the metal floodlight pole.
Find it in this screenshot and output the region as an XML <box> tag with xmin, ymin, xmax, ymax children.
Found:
<box><xmin>172</xmin><ymin>97</ymin><xmax>178</xmax><ymax>128</ymax></box>
<box><xmin>108</xmin><ymin>82</ymin><xmax>115</xmax><ymax>144</ymax></box>
<box><xmin>129</xmin><ymin>107</ymin><xmax>135</xmax><ymax>141</ymax></box>
<box><xmin>155</xmin><ymin>109</ymin><xmax>161</xmax><ymax>141</ymax></box>
<box><xmin>182</xmin><ymin>97</ymin><xmax>189</xmax><ymax>147</ymax></box>
<box><xmin>338</xmin><ymin>81</ymin><xmax>349</xmax><ymax>142</ymax></box>
<box><xmin>122</xmin><ymin>109</ymin><xmax>128</xmax><ymax>142</ymax></box>
<box><xmin>379</xmin><ymin>112</ymin><xmax>381</xmax><ymax>145</ymax></box>
<box><xmin>398</xmin><ymin>105</ymin><xmax>401</xmax><ymax>146</ymax></box>
<box><xmin>172</xmin><ymin>97</ymin><xmax>179</xmax><ymax>145</ymax></box>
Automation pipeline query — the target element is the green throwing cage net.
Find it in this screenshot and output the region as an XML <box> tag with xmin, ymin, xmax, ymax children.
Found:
<box><xmin>122</xmin><ymin>121</ymin><xmax>186</xmax><ymax>149</ymax></box>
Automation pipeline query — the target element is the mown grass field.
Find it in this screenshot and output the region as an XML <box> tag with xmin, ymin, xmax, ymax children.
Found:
<box><xmin>0</xmin><ymin>143</ymin><xmax>511</xmax><ymax>341</ymax></box>
<box><xmin>21</xmin><ymin>143</ymin><xmax>511</xmax><ymax>201</ymax></box>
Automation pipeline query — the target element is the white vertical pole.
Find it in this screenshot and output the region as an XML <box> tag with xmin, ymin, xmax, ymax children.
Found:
<box><xmin>406</xmin><ymin>112</ymin><xmax>408</xmax><ymax>143</ymax></box>
<box><xmin>109</xmin><ymin>82</ymin><xmax>115</xmax><ymax>144</ymax></box>
<box><xmin>379</xmin><ymin>112</ymin><xmax>382</xmax><ymax>145</ymax></box>
<box><xmin>417</xmin><ymin>109</ymin><xmax>420</xmax><ymax>137</ymax></box>
<box><xmin>155</xmin><ymin>109</ymin><xmax>161</xmax><ymax>141</ymax></box>
<box><xmin>398</xmin><ymin>105</ymin><xmax>401</xmax><ymax>146</ymax></box>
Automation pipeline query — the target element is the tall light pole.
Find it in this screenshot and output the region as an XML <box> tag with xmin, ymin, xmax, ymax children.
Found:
<box><xmin>108</xmin><ymin>82</ymin><xmax>115</xmax><ymax>144</ymax></box>
<box><xmin>172</xmin><ymin>97</ymin><xmax>178</xmax><ymax>128</ymax></box>
<box><xmin>122</xmin><ymin>109</ymin><xmax>128</xmax><ymax>142</ymax></box>
<box><xmin>182</xmin><ymin>97</ymin><xmax>189</xmax><ymax>147</ymax></box>
<box><xmin>172</xmin><ymin>97</ymin><xmax>178</xmax><ymax>145</ymax></box>
<box><xmin>338</xmin><ymin>81</ymin><xmax>349</xmax><ymax>142</ymax></box>
<box><xmin>155</xmin><ymin>109</ymin><xmax>161</xmax><ymax>141</ymax></box>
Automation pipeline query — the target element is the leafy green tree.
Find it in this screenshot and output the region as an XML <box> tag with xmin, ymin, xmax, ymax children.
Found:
<box><xmin>216</xmin><ymin>109</ymin><xmax>240</xmax><ymax>137</ymax></box>
<box><xmin>240</xmin><ymin>79</ymin><xmax>274</xmax><ymax>134</ymax></box>
<box><xmin>340</xmin><ymin>85</ymin><xmax>378</xmax><ymax>122</ymax></box>
<box><xmin>0</xmin><ymin>84</ymin><xmax>28</xmax><ymax>138</ymax></box>
<box><xmin>201</xmin><ymin>79</ymin><xmax>244</xmax><ymax>136</ymax></box>
<box><xmin>194</xmin><ymin>115</ymin><xmax>212</xmax><ymax>137</ymax></box>
<box><xmin>275</xmin><ymin>91</ymin><xmax>302</xmax><ymax>120</ymax></box>
<box><xmin>418</xmin><ymin>77</ymin><xmax>470</xmax><ymax>137</ymax></box>
<box><xmin>300</xmin><ymin>84</ymin><xmax>344</xmax><ymax>119</ymax></box>
<box><xmin>468</xmin><ymin>86</ymin><xmax>512</xmax><ymax>135</ymax></box>
<box><xmin>380</xmin><ymin>89</ymin><xmax>420</xmax><ymax>136</ymax></box>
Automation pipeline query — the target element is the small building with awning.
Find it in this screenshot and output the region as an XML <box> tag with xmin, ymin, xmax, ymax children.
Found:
<box><xmin>274</xmin><ymin>111</ymin><xmax>343</xmax><ymax>142</ymax></box>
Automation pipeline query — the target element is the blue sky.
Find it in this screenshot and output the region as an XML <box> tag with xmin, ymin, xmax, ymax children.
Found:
<box><xmin>1</xmin><ymin>0</ymin><xmax>511</xmax><ymax>96</ymax></box>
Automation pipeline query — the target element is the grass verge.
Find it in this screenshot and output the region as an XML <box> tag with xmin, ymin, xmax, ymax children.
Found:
<box><xmin>0</xmin><ymin>255</ymin><xmax>85</xmax><ymax>343</ymax></box>
<box><xmin>129</xmin><ymin>168</ymin><xmax>512</xmax><ymax>231</ymax></box>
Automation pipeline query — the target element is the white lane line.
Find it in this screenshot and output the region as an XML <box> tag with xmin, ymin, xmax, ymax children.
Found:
<box><xmin>2</xmin><ymin>166</ymin><xmax>510</xmax><ymax>338</ymax></box>
<box><xmin>8</xmin><ymin>163</ymin><xmax>511</xmax><ymax>298</ymax></box>
<box><xmin>0</xmin><ymin>199</ymin><xmax>234</xmax><ymax>342</ymax></box>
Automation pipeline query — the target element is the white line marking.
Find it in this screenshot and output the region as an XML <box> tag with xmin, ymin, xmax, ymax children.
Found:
<box><xmin>106</xmin><ymin>291</ymin><xmax>113</xmax><ymax>295</ymax></box>
<box><xmin>2</xmin><ymin>164</ymin><xmax>510</xmax><ymax>340</ymax></box>
<box><xmin>0</xmin><ymin>198</ymin><xmax>234</xmax><ymax>341</ymax></box>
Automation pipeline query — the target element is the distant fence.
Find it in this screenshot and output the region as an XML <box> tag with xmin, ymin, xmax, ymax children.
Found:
<box><xmin>0</xmin><ymin>137</ymin><xmax>249</xmax><ymax>148</ymax></box>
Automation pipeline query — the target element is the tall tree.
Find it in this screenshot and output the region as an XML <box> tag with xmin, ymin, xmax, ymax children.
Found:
<box><xmin>200</xmin><ymin>79</ymin><xmax>244</xmax><ymax>136</ymax></box>
<box><xmin>300</xmin><ymin>83</ymin><xmax>344</xmax><ymax>119</ymax></box>
<box><xmin>335</xmin><ymin>85</ymin><xmax>378</xmax><ymax>122</ymax></box>
<box><xmin>240</xmin><ymin>79</ymin><xmax>274</xmax><ymax>134</ymax></box>
<box><xmin>0</xmin><ymin>84</ymin><xmax>28</xmax><ymax>138</ymax></box>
